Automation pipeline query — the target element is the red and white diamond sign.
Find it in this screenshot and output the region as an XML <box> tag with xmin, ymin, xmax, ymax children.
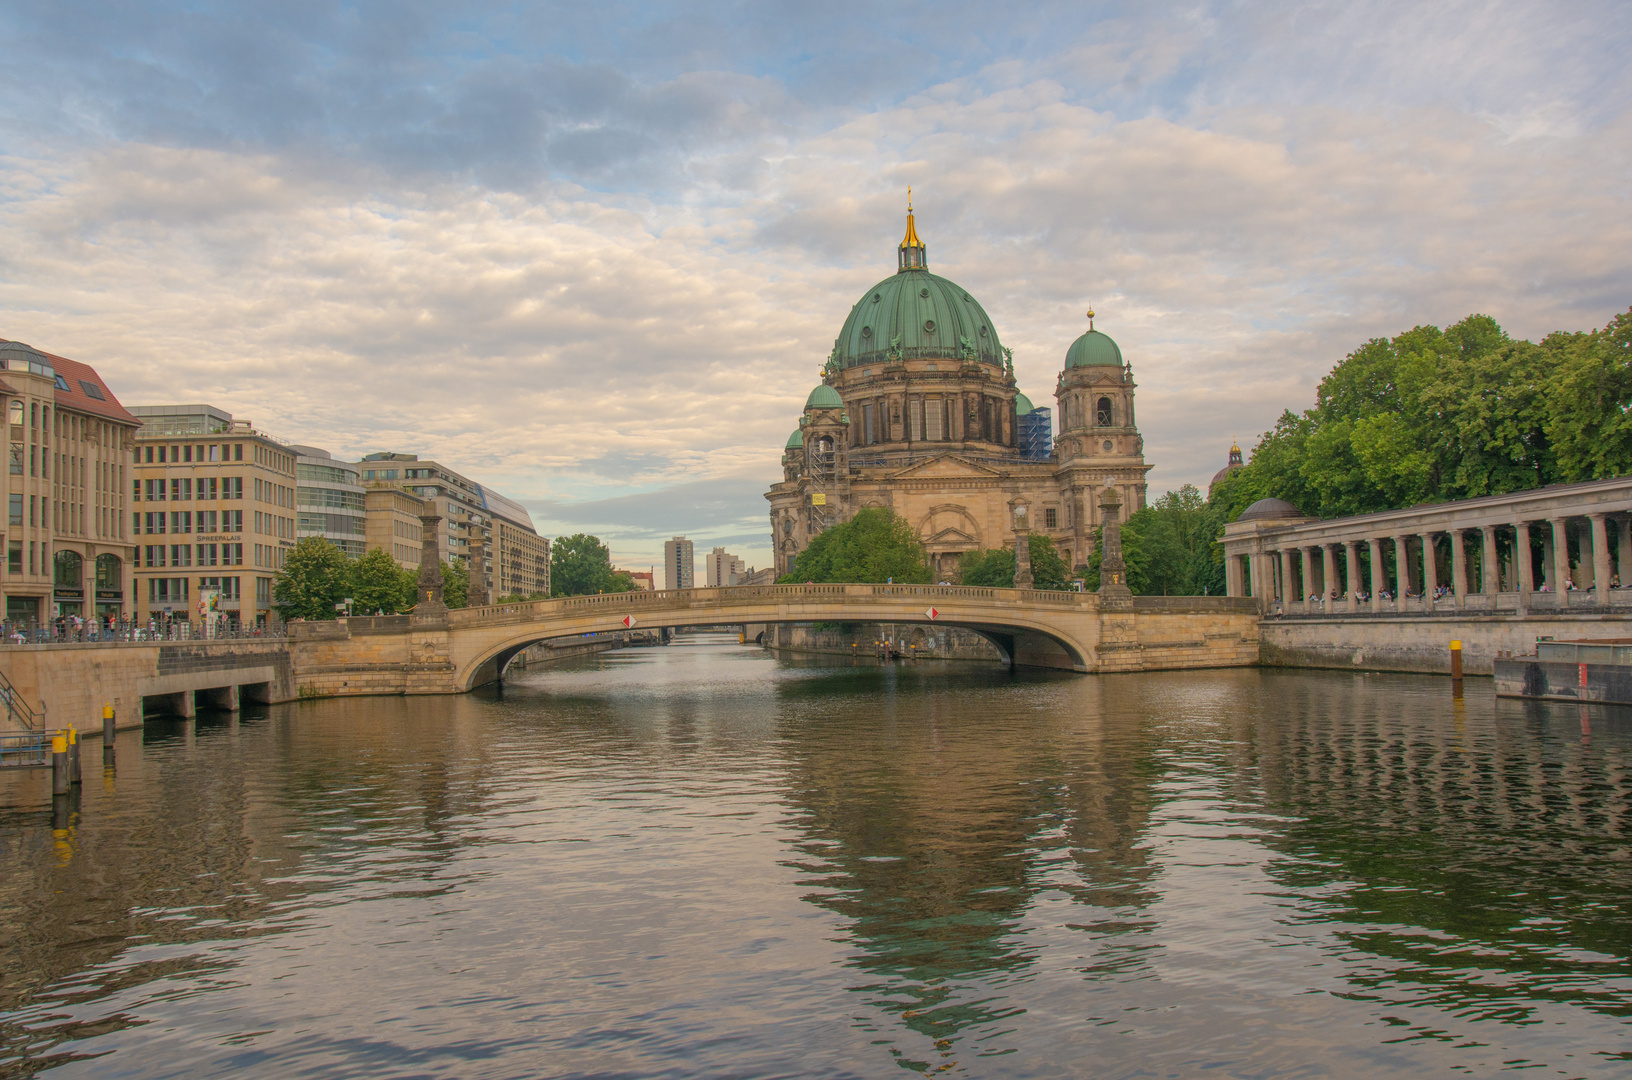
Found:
<box><xmin>622</xmin><ymin>615</ymin><xmax>637</xmax><ymax>629</ymax></box>
<box><xmin>925</xmin><ymin>607</ymin><xmax>939</xmax><ymax>620</ymax></box>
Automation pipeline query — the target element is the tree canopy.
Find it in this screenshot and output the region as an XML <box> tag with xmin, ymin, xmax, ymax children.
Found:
<box><xmin>1214</xmin><ymin>307</ymin><xmax>1632</xmax><ymax>522</ymax></box>
<box><xmin>959</xmin><ymin>533</ymin><xmax>1071</xmax><ymax>589</ymax></box>
<box><xmin>777</xmin><ymin>507</ymin><xmax>931</xmax><ymax>583</ymax></box>
<box><xmin>350</xmin><ymin>547</ymin><xmax>417</xmax><ymax>614</ymax></box>
<box><xmin>550</xmin><ymin>533</ymin><xmax>634</xmax><ymax>596</ymax></box>
<box><xmin>273</xmin><ymin>537</ymin><xmax>353</xmax><ymax>620</ymax></box>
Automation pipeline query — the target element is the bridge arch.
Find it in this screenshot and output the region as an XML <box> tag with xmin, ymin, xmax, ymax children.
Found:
<box><xmin>447</xmin><ymin>585</ymin><xmax>1100</xmax><ymax>692</ymax></box>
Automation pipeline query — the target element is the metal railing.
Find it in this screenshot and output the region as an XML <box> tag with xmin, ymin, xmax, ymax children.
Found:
<box><xmin>0</xmin><ymin>730</ymin><xmax>51</xmax><ymax>770</ymax></box>
<box><xmin>0</xmin><ymin>619</ymin><xmax>287</xmax><ymax>646</ymax></box>
<box><xmin>0</xmin><ymin>668</ymin><xmax>41</xmax><ymax>730</ymax></box>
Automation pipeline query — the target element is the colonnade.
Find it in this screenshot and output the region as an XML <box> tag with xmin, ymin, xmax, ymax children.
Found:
<box><xmin>1222</xmin><ymin>480</ymin><xmax>1632</xmax><ymax>617</ymax></box>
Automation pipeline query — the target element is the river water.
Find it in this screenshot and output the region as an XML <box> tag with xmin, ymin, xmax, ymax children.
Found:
<box><xmin>2</xmin><ymin>634</ymin><xmax>1630</xmax><ymax>1078</ymax></box>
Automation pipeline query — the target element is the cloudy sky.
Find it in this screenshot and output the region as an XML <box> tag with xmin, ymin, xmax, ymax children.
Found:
<box><xmin>1</xmin><ymin>1</ymin><xmax>1628</xmax><ymax>574</ymax></box>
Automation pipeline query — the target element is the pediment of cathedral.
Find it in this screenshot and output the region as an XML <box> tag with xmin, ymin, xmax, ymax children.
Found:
<box><xmin>925</xmin><ymin>526</ymin><xmax>980</xmax><ymax>547</ymax></box>
<box><xmin>888</xmin><ymin>454</ymin><xmax>1001</xmax><ymax>480</ymax></box>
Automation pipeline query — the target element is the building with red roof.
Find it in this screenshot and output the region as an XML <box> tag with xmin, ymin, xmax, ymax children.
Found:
<box><xmin>0</xmin><ymin>339</ymin><xmax>140</xmax><ymax>625</ymax></box>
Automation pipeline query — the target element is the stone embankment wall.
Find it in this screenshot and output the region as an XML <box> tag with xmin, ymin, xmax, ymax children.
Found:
<box><xmin>1</xmin><ymin>639</ymin><xmax>295</xmax><ymax>730</ymax></box>
<box><xmin>1261</xmin><ymin>614</ymin><xmax>1632</xmax><ymax>676</ymax></box>
<box><xmin>764</xmin><ymin>622</ymin><xmax>1004</xmax><ymax>661</ymax></box>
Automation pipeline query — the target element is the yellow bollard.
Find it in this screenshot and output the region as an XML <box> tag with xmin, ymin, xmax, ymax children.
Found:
<box><xmin>51</xmin><ymin>733</ymin><xmax>69</xmax><ymax>795</ymax></box>
<box><xmin>1450</xmin><ymin>639</ymin><xmax>1464</xmax><ymax>698</ymax></box>
<box><xmin>68</xmin><ymin>726</ymin><xmax>81</xmax><ymax>785</ymax></box>
<box><xmin>103</xmin><ymin>702</ymin><xmax>115</xmax><ymax>743</ymax></box>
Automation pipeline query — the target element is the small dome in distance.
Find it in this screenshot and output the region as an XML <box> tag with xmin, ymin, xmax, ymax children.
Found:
<box><xmin>785</xmin><ymin>429</ymin><xmax>804</xmax><ymax>449</ymax></box>
<box><xmin>1015</xmin><ymin>392</ymin><xmax>1035</xmax><ymax>417</ymax></box>
<box><xmin>1237</xmin><ymin>497</ymin><xmax>1306</xmax><ymax>521</ymax></box>
<box><xmin>805</xmin><ymin>384</ymin><xmax>843</xmax><ymax>409</ymax></box>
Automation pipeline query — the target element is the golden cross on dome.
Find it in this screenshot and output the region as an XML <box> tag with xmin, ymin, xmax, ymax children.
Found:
<box><xmin>907</xmin><ymin>185</ymin><xmax>912</xmax><ymax>212</ymax></box>
<box><xmin>1086</xmin><ymin>307</ymin><xmax>1095</xmax><ymax>331</ymax></box>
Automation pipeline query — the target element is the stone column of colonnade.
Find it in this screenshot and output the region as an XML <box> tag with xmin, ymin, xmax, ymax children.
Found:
<box><xmin>1550</xmin><ymin>517</ymin><xmax>1571</xmax><ymax>595</ymax></box>
<box><xmin>1322</xmin><ymin>546</ymin><xmax>1337</xmax><ymax>606</ymax></box>
<box><xmin>1590</xmin><ymin>513</ymin><xmax>1613</xmax><ymax>606</ymax></box>
<box><xmin>1420</xmin><ymin>530</ymin><xmax>1436</xmax><ymax>606</ymax></box>
<box><xmin>1483</xmin><ymin>526</ymin><xmax>1501</xmax><ymax>595</ymax></box>
<box><xmin>1514</xmin><ymin>519</ymin><xmax>1534</xmax><ymax>612</ymax></box>
<box><xmin>1280</xmin><ymin>550</ymin><xmax>1294</xmax><ymax>608</ymax></box>
<box><xmin>1300</xmin><ymin>548</ymin><xmax>1314</xmax><ymax>609</ymax></box>
<box><xmin>1450</xmin><ymin>528</ymin><xmax>1467</xmax><ymax>608</ymax></box>
<box><xmin>1344</xmin><ymin>542</ymin><xmax>1359</xmax><ymax>606</ymax></box>
<box><xmin>1369</xmin><ymin>538</ymin><xmax>1385</xmax><ymax>613</ymax></box>
<box><xmin>1393</xmin><ymin>536</ymin><xmax>1409</xmax><ymax>613</ymax></box>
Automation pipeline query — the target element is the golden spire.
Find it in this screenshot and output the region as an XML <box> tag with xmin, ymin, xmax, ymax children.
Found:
<box><xmin>1087</xmin><ymin>307</ymin><xmax>1095</xmax><ymax>331</ymax></box>
<box><xmin>897</xmin><ymin>187</ymin><xmax>925</xmax><ymax>271</ymax></box>
<box><xmin>899</xmin><ymin>190</ymin><xmax>922</xmax><ymax>250</ymax></box>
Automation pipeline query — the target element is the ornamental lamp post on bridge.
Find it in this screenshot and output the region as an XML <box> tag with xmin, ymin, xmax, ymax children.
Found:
<box><xmin>1010</xmin><ymin>498</ymin><xmax>1033</xmax><ymax>589</ymax></box>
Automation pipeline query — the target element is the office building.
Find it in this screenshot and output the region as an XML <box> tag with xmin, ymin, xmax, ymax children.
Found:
<box><xmin>0</xmin><ymin>339</ymin><xmax>139</xmax><ymax>624</ymax></box>
<box><xmin>663</xmin><ymin>536</ymin><xmax>694</xmax><ymax>590</ymax></box>
<box><xmin>129</xmin><ymin>404</ymin><xmax>297</xmax><ymax>625</ymax></box>
<box><xmin>359</xmin><ymin>452</ymin><xmax>547</xmax><ymax>597</ymax></box>
<box><xmin>291</xmin><ymin>445</ymin><xmax>366</xmax><ymax>557</ymax></box>
<box><xmin>365</xmin><ymin>487</ymin><xmax>427</xmax><ymax>569</ymax></box>
<box><xmin>704</xmin><ymin>546</ymin><xmax>745</xmax><ymax>587</ymax></box>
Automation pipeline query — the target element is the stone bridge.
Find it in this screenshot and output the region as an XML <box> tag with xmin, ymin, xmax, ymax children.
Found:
<box><xmin>288</xmin><ymin>584</ymin><xmax>1260</xmax><ymax>697</ymax></box>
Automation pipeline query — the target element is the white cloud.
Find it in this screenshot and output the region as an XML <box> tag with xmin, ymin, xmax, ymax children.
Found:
<box><xmin>1</xmin><ymin>3</ymin><xmax>1629</xmax><ymax>571</ymax></box>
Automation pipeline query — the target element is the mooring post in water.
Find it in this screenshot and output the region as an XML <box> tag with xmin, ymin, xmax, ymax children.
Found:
<box><xmin>103</xmin><ymin>702</ymin><xmax>115</xmax><ymax>744</ymax></box>
<box><xmin>51</xmin><ymin>733</ymin><xmax>68</xmax><ymax>796</ymax></box>
<box><xmin>1450</xmin><ymin>639</ymin><xmax>1464</xmax><ymax>698</ymax></box>
<box><xmin>70</xmin><ymin>726</ymin><xmax>83</xmax><ymax>785</ymax></box>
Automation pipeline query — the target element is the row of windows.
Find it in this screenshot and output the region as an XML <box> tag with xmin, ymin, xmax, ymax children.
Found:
<box><xmin>137</xmin><ymin>442</ymin><xmax>243</xmax><ymax>464</ymax></box>
<box><xmin>134</xmin><ymin>510</ymin><xmax>245</xmax><ymax>534</ymax></box>
<box><xmin>254</xmin><ymin>511</ymin><xmax>292</xmax><ymax>539</ymax></box>
<box><xmin>254</xmin><ymin>478</ymin><xmax>292</xmax><ymax>507</ymax></box>
<box><xmin>135</xmin><ymin>477</ymin><xmax>245</xmax><ymax>501</ymax></box>
<box><xmin>298</xmin><ymin>488</ymin><xmax>365</xmax><ymax>511</ymax></box>
<box><xmin>139</xmin><ymin>544</ymin><xmax>245</xmax><ymax>567</ymax></box>
<box><xmin>145</xmin><ymin>576</ymin><xmax>248</xmax><ymax>602</ymax></box>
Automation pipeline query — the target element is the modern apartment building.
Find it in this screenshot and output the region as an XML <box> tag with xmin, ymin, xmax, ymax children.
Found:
<box><xmin>292</xmin><ymin>445</ymin><xmax>366</xmax><ymax>557</ymax></box>
<box><xmin>703</xmin><ymin>546</ymin><xmax>744</xmax><ymax>587</ymax></box>
<box><xmin>663</xmin><ymin>536</ymin><xmax>694</xmax><ymax>590</ymax></box>
<box><xmin>0</xmin><ymin>339</ymin><xmax>139</xmax><ymax>624</ymax></box>
<box><xmin>359</xmin><ymin>452</ymin><xmax>547</xmax><ymax>596</ymax></box>
<box><xmin>365</xmin><ymin>487</ymin><xmax>427</xmax><ymax>569</ymax></box>
<box><xmin>129</xmin><ymin>404</ymin><xmax>298</xmax><ymax>625</ymax></box>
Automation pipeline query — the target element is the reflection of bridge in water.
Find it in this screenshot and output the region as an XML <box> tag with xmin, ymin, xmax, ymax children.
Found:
<box><xmin>289</xmin><ymin>584</ymin><xmax>1259</xmax><ymax>698</ymax></box>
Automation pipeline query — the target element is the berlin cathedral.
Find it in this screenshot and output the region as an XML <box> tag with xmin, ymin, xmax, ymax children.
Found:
<box><xmin>766</xmin><ymin>202</ymin><xmax>1152</xmax><ymax>580</ymax></box>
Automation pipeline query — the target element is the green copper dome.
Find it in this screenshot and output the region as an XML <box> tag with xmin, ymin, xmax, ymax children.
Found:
<box><xmin>1015</xmin><ymin>392</ymin><xmax>1035</xmax><ymax>417</ymax></box>
<box><xmin>1065</xmin><ymin>328</ymin><xmax>1123</xmax><ymax>368</ymax></box>
<box><xmin>830</xmin><ymin>272</ymin><xmax>1005</xmax><ymax>370</ymax></box>
<box><xmin>785</xmin><ymin>428</ymin><xmax>804</xmax><ymax>449</ymax></box>
<box><xmin>805</xmin><ymin>384</ymin><xmax>843</xmax><ymax>409</ymax></box>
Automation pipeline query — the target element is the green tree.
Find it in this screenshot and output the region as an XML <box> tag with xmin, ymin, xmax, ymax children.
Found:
<box><xmin>1119</xmin><ymin>485</ymin><xmax>1227</xmax><ymax>596</ymax></box>
<box><xmin>442</xmin><ymin>557</ymin><xmax>468</xmax><ymax>609</ymax></box>
<box><xmin>958</xmin><ymin>534</ymin><xmax>1071</xmax><ymax>589</ymax></box>
<box><xmin>1222</xmin><ymin>308</ymin><xmax>1632</xmax><ymax>521</ymax></box>
<box><xmin>1545</xmin><ymin>310</ymin><xmax>1632</xmax><ymax>481</ymax></box>
<box><xmin>550</xmin><ymin>533</ymin><xmax>633</xmax><ymax>596</ymax></box>
<box><xmin>777</xmin><ymin>507</ymin><xmax>931</xmax><ymax>583</ymax></box>
<box><xmin>273</xmin><ymin>537</ymin><xmax>352</xmax><ymax>621</ymax></box>
<box><xmin>350</xmin><ymin>548</ymin><xmax>415</xmax><ymax>614</ymax></box>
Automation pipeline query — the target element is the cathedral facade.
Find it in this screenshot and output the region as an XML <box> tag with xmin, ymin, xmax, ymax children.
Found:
<box><xmin>766</xmin><ymin>207</ymin><xmax>1152</xmax><ymax>580</ymax></box>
